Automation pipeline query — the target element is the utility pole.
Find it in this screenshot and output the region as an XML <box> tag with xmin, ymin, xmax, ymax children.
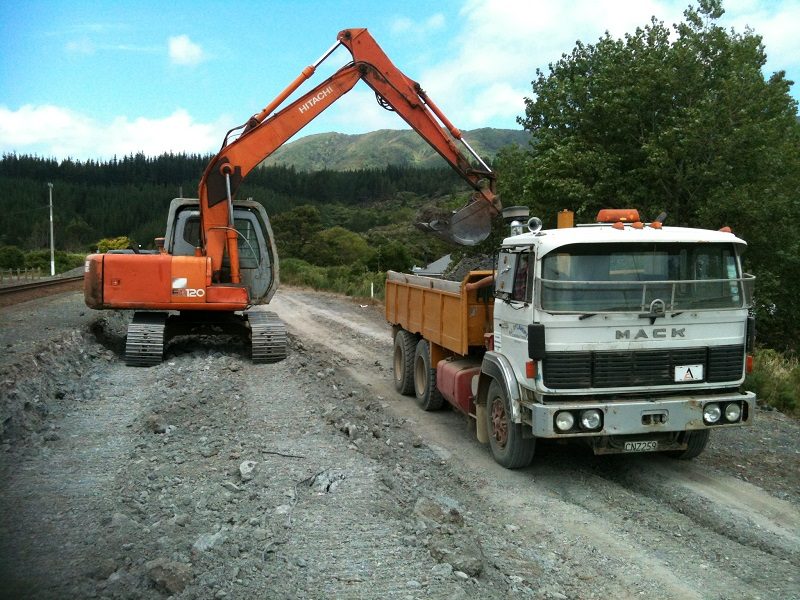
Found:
<box><xmin>48</xmin><ymin>182</ymin><xmax>55</xmax><ymax>276</ymax></box>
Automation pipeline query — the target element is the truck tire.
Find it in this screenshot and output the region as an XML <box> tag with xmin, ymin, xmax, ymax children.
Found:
<box><xmin>413</xmin><ymin>339</ymin><xmax>444</xmax><ymax>411</ymax></box>
<box><xmin>667</xmin><ymin>429</ymin><xmax>710</xmax><ymax>460</ymax></box>
<box><xmin>393</xmin><ymin>329</ymin><xmax>416</xmax><ymax>395</ymax></box>
<box><xmin>486</xmin><ymin>379</ymin><xmax>535</xmax><ymax>469</ymax></box>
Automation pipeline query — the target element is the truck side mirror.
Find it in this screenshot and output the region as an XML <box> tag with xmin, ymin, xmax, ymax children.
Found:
<box><xmin>528</xmin><ymin>323</ymin><xmax>546</xmax><ymax>360</ymax></box>
<box><xmin>493</xmin><ymin>250</ymin><xmax>518</xmax><ymax>301</ymax></box>
<box><xmin>746</xmin><ymin>316</ymin><xmax>756</xmax><ymax>352</ymax></box>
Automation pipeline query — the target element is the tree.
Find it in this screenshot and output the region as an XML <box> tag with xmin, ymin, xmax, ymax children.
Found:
<box><xmin>313</xmin><ymin>227</ymin><xmax>373</xmax><ymax>267</ymax></box>
<box><xmin>367</xmin><ymin>239</ymin><xmax>413</xmax><ymax>272</ymax></box>
<box><xmin>63</xmin><ymin>218</ymin><xmax>95</xmax><ymax>251</ymax></box>
<box><xmin>0</xmin><ymin>245</ymin><xmax>25</xmax><ymax>269</ymax></box>
<box><xmin>95</xmin><ymin>236</ymin><xmax>133</xmax><ymax>253</ymax></box>
<box><xmin>270</xmin><ymin>205</ymin><xmax>323</xmax><ymax>260</ymax></box>
<box><xmin>511</xmin><ymin>0</ymin><xmax>800</xmax><ymax>351</ymax></box>
<box><xmin>24</xmin><ymin>249</ymin><xmax>84</xmax><ymax>273</ymax></box>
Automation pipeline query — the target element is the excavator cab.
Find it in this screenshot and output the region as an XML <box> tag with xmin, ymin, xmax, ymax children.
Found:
<box><xmin>164</xmin><ymin>198</ymin><xmax>279</xmax><ymax>305</ymax></box>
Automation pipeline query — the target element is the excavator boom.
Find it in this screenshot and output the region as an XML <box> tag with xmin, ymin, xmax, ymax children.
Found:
<box><xmin>200</xmin><ymin>27</ymin><xmax>501</xmax><ymax>282</ymax></box>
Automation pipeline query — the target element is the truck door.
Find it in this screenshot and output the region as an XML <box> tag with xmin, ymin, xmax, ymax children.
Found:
<box><xmin>494</xmin><ymin>250</ymin><xmax>535</xmax><ymax>385</ymax></box>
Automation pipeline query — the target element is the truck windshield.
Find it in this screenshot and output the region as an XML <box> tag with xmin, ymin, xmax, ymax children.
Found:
<box><xmin>540</xmin><ymin>242</ymin><xmax>754</xmax><ymax>313</ymax></box>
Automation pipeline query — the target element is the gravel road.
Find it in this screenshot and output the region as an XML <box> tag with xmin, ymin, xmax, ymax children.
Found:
<box><xmin>0</xmin><ymin>287</ymin><xmax>798</xmax><ymax>600</ymax></box>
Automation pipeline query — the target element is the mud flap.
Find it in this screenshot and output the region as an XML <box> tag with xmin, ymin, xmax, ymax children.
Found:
<box><xmin>475</xmin><ymin>402</ymin><xmax>488</xmax><ymax>444</ymax></box>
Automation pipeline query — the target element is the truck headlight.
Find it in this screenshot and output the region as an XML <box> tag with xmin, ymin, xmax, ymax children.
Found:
<box><xmin>724</xmin><ymin>402</ymin><xmax>741</xmax><ymax>423</ymax></box>
<box><xmin>554</xmin><ymin>411</ymin><xmax>574</xmax><ymax>432</ymax></box>
<box><xmin>579</xmin><ymin>409</ymin><xmax>602</xmax><ymax>431</ymax></box>
<box><xmin>703</xmin><ymin>403</ymin><xmax>721</xmax><ymax>424</ymax></box>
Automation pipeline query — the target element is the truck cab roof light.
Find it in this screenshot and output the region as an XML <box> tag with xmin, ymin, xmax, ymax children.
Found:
<box><xmin>597</xmin><ymin>208</ymin><xmax>640</xmax><ymax>223</ymax></box>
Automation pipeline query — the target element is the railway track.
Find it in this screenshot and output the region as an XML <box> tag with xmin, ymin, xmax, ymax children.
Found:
<box><xmin>0</xmin><ymin>275</ymin><xmax>84</xmax><ymax>306</ymax></box>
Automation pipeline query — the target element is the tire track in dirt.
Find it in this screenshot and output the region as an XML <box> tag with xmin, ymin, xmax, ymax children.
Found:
<box><xmin>609</xmin><ymin>457</ymin><xmax>800</xmax><ymax>560</ymax></box>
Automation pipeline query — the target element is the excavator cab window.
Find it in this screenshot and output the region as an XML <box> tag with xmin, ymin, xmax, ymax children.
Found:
<box><xmin>171</xmin><ymin>208</ymin><xmax>267</xmax><ymax>271</ymax></box>
<box><xmin>170</xmin><ymin>210</ymin><xmax>201</xmax><ymax>256</ymax></box>
<box><xmin>182</xmin><ymin>217</ymin><xmax>201</xmax><ymax>249</ymax></box>
<box><xmin>233</xmin><ymin>217</ymin><xmax>261</xmax><ymax>268</ymax></box>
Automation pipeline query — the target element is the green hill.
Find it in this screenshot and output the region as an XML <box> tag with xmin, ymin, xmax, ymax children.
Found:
<box><xmin>262</xmin><ymin>127</ymin><xmax>530</xmax><ymax>171</ymax></box>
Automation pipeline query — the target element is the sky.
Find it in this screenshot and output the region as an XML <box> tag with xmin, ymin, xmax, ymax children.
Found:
<box><xmin>1</xmin><ymin>0</ymin><xmax>798</xmax><ymax>161</ymax></box>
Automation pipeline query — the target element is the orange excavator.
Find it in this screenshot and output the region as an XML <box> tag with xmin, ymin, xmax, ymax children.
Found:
<box><xmin>84</xmin><ymin>28</ymin><xmax>502</xmax><ymax>366</ymax></box>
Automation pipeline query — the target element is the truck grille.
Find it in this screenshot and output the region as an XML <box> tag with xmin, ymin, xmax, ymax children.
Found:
<box><xmin>543</xmin><ymin>345</ymin><xmax>744</xmax><ymax>389</ymax></box>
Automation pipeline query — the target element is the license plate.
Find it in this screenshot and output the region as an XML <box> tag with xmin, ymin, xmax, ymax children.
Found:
<box><xmin>674</xmin><ymin>364</ymin><xmax>703</xmax><ymax>382</ymax></box>
<box><xmin>623</xmin><ymin>440</ymin><xmax>659</xmax><ymax>453</ymax></box>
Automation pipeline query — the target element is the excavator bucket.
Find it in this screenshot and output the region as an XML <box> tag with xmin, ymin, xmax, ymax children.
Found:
<box><xmin>416</xmin><ymin>199</ymin><xmax>496</xmax><ymax>246</ymax></box>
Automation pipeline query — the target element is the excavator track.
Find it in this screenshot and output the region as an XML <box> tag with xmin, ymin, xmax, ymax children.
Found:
<box><xmin>125</xmin><ymin>312</ymin><xmax>167</xmax><ymax>367</ymax></box>
<box><xmin>247</xmin><ymin>310</ymin><xmax>288</xmax><ymax>364</ymax></box>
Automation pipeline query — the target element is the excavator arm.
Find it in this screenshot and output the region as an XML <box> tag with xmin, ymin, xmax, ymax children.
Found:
<box><xmin>199</xmin><ymin>27</ymin><xmax>501</xmax><ymax>283</ymax></box>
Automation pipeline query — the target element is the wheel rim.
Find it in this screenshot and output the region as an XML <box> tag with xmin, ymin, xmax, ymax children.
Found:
<box><xmin>490</xmin><ymin>397</ymin><xmax>508</xmax><ymax>448</ymax></box>
<box><xmin>393</xmin><ymin>344</ymin><xmax>403</xmax><ymax>383</ymax></box>
<box><xmin>414</xmin><ymin>355</ymin><xmax>426</xmax><ymax>397</ymax></box>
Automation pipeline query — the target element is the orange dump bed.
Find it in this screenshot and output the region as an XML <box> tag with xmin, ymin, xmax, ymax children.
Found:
<box><xmin>385</xmin><ymin>270</ymin><xmax>494</xmax><ymax>356</ymax></box>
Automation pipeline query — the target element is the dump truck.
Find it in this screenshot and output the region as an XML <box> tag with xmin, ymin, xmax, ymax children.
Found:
<box><xmin>386</xmin><ymin>208</ymin><xmax>757</xmax><ymax>468</ymax></box>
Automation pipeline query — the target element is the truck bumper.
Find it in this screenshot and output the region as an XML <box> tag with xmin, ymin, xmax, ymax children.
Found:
<box><xmin>527</xmin><ymin>391</ymin><xmax>756</xmax><ymax>438</ymax></box>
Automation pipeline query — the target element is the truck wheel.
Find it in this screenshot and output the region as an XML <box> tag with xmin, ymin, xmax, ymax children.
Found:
<box><xmin>393</xmin><ymin>329</ymin><xmax>416</xmax><ymax>395</ymax></box>
<box><xmin>413</xmin><ymin>339</ymin><xmax>444</xmax><ymax>411</ymax></box>
<box><xmin>486</xmin><ymin>380</ymin><xmax>535</xmax><ymax>469</ymax></box>
<box><xmin>667</xmin><ymin>430</ymin><xmax>710</xmax><ymax>460</ymax></box>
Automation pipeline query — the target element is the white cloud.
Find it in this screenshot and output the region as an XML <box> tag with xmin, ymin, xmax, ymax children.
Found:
<box><xmin>410</xmin><ymin>0</ymin><xmax>798</xmax><ymax>130</ymax></box>
<box><xmin>0</xmin><ymin>104</ymin><xmax>222</xmax><ymax>159</ymax></box>
<box><xmin>390</xmin><ymin>17</ymin><xmax>415</xmax><ymax>35</ymax></box>
<box><xmin>321</xmin><ymin>89</ymin><xmax>405</xmax><ymax>133</ymax></box>
<box><xmin>425</xmin><ymin>13</ymin><xmax>446</xmax><ymax>30</ymax></box>
<box><xmin>65</xmin><ymin>37</ymin><xmax>95</xmax><ymax>55</ymax></box>
<box><xmin>168</xmin><ymin>35</ymin><xmax>205</xmax><ymax>66</ymax></box>
<box><xmin>5</xmin><ymin>1</ymin><xmax>796</xmax><ymax>161</ymax></box>
<box><xmin>65</xmin><ymin>38</ymin><xmax>160</xmax><ymax>56</ymax></box>
<box><xmin>402</xmin><ymin>0</ymin><xmax>669</xmax><ymax>129</ymax></box>
<box><xmin>389</xmin><ymin>12</ymin><xmax>446</xmax><ymax>36</ymax></box>
<box><xmin>721</xmin><ymin>1</ymin><xmax>800</xmax><ymax>80</ymax></box>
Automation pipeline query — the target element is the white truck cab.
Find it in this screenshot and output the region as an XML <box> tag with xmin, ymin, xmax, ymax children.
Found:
<box><xmin>479</xmin><ymin>209</ymin><xmax>756</xmax><ymax>462</ymax></box>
